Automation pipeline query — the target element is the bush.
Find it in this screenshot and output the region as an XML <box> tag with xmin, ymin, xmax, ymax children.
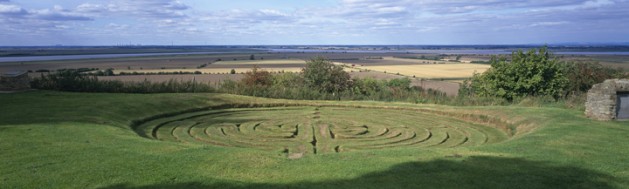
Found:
<box><xmin>561</xmin><ymin>61</ymin><xmax>623</xmax><ymax>94</ymax></box>
<box><xmin>467</xmin><ymin>47</ymin><xmax>568</xmax><ymax>101</ymax></box>
<box><xmin>302</xmin><ymin>57</ymin><xmax>351</xmax><ymax>93</ymax></box>
<box><xmin>241</xmin><ymin>66</ymin><xmax>272</xmax><ymax>86</ymax></box>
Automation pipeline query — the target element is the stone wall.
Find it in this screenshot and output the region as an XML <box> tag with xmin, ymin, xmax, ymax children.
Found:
<box><xmin>585</xmin><ymin>79</ymin><xmax>629</xmax><ymax>121</ymax></box>
<box><xmin>0</xmin><ymin>73</ymin><xmax>30</xmax><ymax>91</ymax></box>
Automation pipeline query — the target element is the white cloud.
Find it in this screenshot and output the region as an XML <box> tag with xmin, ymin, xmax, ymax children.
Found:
<box><xmin>529</xmin><ymin>21</ymin><xmax>569</xmax><ymax>27</ymax></box>
<box><xmin>1</xmin><ymin>0</ymin><xmax>629</xmax><ymax>45</ymax></box>
<box><xmin>0</xmin><ymin>4</ymin><xmax>25</xmax><ymax>15</ymax></box>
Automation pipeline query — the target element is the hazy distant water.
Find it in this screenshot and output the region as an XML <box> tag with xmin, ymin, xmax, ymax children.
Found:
<box><xmin>2</xmin><ymin>49</ymin><xmax>629</xmax><ymax>63</ymax></box>
<box><xmin>0</xmin><ymin>52</ymin><xmax>221</xmax><ymax>63</ymax></box>
<box><xmin>270</xmin><ymin>49</ymin><xmax>629</xmax><ymax>55</ymax></box>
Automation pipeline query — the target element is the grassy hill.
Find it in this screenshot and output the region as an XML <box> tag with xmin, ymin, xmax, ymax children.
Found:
<box><xmin>0</xmin><ymin>91</ymin><xmax>627</xmax><ymax>188</ymax></box>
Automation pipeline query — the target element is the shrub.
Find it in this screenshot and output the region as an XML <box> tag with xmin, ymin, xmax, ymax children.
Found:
<box><xmin>272</xmin><ymin>72</ymin><xmax>303</xmax><ymax>88</ymax></box>
<box><xmin>561</xmin><ymin>61</ymin><xmax>623</xmax><ymax>94</ymax></box>
<box><xmin>468</xmin><ymin>47</ymin><xmax>568</xmax><ymax>101</ymax></box>
<box><xmin>302</xmin><ymin>57</ymin><xmax>351</xmax><ymax>93</ymax></box>
<box><xmin>241</xmin><ymin>66</ymin><xmax>272</xmax><ymax>86</ymax></box>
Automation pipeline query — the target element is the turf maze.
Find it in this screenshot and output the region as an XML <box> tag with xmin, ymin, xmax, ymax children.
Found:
<box><xmin>135</xmin><ymin>106</ymin><xmax>510</xmax><ymax>156</ymax></box>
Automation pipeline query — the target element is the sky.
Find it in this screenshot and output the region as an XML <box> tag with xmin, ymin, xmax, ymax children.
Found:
<box><xmin>1</xmin><ymin>0</ymin><xmax>628</xmax><ymax>45</ymax></box>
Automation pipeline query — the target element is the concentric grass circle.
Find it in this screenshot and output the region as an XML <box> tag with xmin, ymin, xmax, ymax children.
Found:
<box><xmin>135</xmin><ymin>106</ymin><xmax>509</xmax><ymax>155</ymax></box>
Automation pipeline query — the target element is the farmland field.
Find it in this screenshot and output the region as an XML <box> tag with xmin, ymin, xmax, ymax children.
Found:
<box><xmin>1</xmin><ymin>91</ymin><xmax>628</xmax><ymax>188</ymax></box>
<box><xmin>361</xmin><ymin>63</ymin><xmax>490</xmax><ymax>79</ymax></box>
<box><xmin>213</xmin><ymin>59</ymin><xmax>306</xmax><ymax>65</ymax></box>
<box><xmin>114</xmin><ymin>67</ymin><xmax>305</xmax><ymax>75</ymax></box>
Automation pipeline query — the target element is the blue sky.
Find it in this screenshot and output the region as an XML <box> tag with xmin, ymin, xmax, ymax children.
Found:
<box><xmin>1</xmin><ymin>0</ymin><xmax>628</xmax><ymax>45</ymax></box>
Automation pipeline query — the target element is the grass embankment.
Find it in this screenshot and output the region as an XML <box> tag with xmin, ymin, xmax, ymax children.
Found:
<box><xmin>0</xmin><ymin>91</ymin><xmax>628</xmax><ymax>188</ymax></box>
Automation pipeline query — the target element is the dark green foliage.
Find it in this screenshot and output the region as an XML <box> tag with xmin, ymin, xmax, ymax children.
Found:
<box><xmin>303</xmin><ymin>57</ymin><xmax>351</xmax><ymax>93</ymax></box>
<box><xmin>561</xmin><ymin>61</ymin><xmax>624</xmax><ymax>94</ymax></box>
<box><xmin>467</xmin><ymin>47</ymin><xmax>568</xmax><ymax>101</ymax></box>
<box><xmin>31</xmin><ymin>70</ymin><xmax>214</xmax><ymax>93</ymax></box>
<box><xmin>249</xmin><ymin>54</ymin><xmax>255</xmax><ymax>60</ymax></box>
<box><xmin>230</xmin><ymin>69</ymin><xmax>236</xmax><ymax>74</ymax></box>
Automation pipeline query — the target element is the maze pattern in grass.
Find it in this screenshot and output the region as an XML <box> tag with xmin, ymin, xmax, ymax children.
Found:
<box><xmin>136</xmin><ymin>107</ymin><xmax>509</xmax><ymax>155</ymax></box>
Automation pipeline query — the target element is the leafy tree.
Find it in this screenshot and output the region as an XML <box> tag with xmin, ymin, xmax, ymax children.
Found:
<box><xmin>249</xmin><ymin>54</ymin><xmax>255</xmax><ymax>60</ymax></box>
<box><xmin>230</xmin><ymin>69</ymin><xmax>236</xmax><ymax>74</ymax></box>
<box><xmin>468</xmin><ymin>47</ymin><xmax>568</xmax><ymax>101</ymax></box>
<box><xmin>302</xmin><ymin>57</ymin><xmax>351</xmax><ymax>93</ymax></box>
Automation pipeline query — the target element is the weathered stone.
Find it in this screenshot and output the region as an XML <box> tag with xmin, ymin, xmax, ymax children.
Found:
<box><xmin>585</xmin><ymin>79</ymin><xmax>629</xmax><ymax>121</ymax></box>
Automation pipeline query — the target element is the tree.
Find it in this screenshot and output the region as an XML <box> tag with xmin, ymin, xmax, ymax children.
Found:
<box><xmin>468</xmin><ymin>47</ymin><xmax>568</xmax><ymax>101</ymax></box>
<box><xmin>249</xmin><ymin>54</ymin><xmax>255</xmax><ymax>60</ymax></box>
<box><xmin>302</xmin><ymin>57</ymin><xmax>351</xmax><ymax>93</ymax></box>
<box><xmin>230</xmin><ymin>69</ymin><xmax>236</xmax><ymax>74</ymax></box>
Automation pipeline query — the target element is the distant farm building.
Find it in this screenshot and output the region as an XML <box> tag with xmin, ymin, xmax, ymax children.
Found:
<box><xmin>0</xmin><ymin>71</ymin><xmax>30</xmax><ymax>91</ymax></box>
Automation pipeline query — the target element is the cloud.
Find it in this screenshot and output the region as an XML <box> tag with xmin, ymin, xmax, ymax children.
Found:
<box><xmin>0</xmin><ymin>3</ymin><xmax>92</xmax><ymax>21</ymax></box>
<box><xmin>200</xmin><ymin>9</ymin><xmax>296</xmax><ymax>24</ymax></box>
<box><xmin>1</xmin><ymin>0</ymin><xmax>629</xmax><ymax>45</ymax></box>
<box><xmin>529</xmin><ymin>21</ymin><xmax>569</xmax><ymax>27</ymax></box>
<box><xmin>31</xmin><ymin>5</ymin><xmax>93</xmax><ymax>21</ymax></box>
<box><xmin>0</xmin><ymin>4</ymin><xmax>26</xmax><ymax>15</ymax></box>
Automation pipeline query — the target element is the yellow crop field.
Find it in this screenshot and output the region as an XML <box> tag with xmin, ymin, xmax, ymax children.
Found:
<box><xmin>213</xmin><ymin>59</ymin><xmax>306</xmax><ymax>65</ymax></box>
<box><xmin>362</xmin><ymin>64</ymin><xmax>490</xmax><ymax>79</ymax></box>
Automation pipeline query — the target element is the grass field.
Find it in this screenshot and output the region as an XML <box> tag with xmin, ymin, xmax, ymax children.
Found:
<box><xmin>362</xmin><ymin>64</ymin><xmax>490</xmax><ymax>79</ymax></box>
<box><xmin>1</xmin><ymin>91</ymin><xmax>628</xmax><ymax>188</ymax></box>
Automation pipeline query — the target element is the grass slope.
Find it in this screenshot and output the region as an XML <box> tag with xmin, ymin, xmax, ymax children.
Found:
<box><xmin>0</xmin><ymin>91</ymin><xmax>628</xmax><ymax>189</ymax></box>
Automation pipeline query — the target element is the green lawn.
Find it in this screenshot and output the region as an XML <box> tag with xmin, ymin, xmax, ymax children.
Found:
<box><xmin>0</xmin><ymin>91</ymin><xmax>627</xmax><ymax>188</ymax></box>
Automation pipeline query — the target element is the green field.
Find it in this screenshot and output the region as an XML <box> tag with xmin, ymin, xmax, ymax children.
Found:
<box><xmin>1</xmin><ymin>91</ymin><xmax>628</xmax><ymax>188</ymax></box>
